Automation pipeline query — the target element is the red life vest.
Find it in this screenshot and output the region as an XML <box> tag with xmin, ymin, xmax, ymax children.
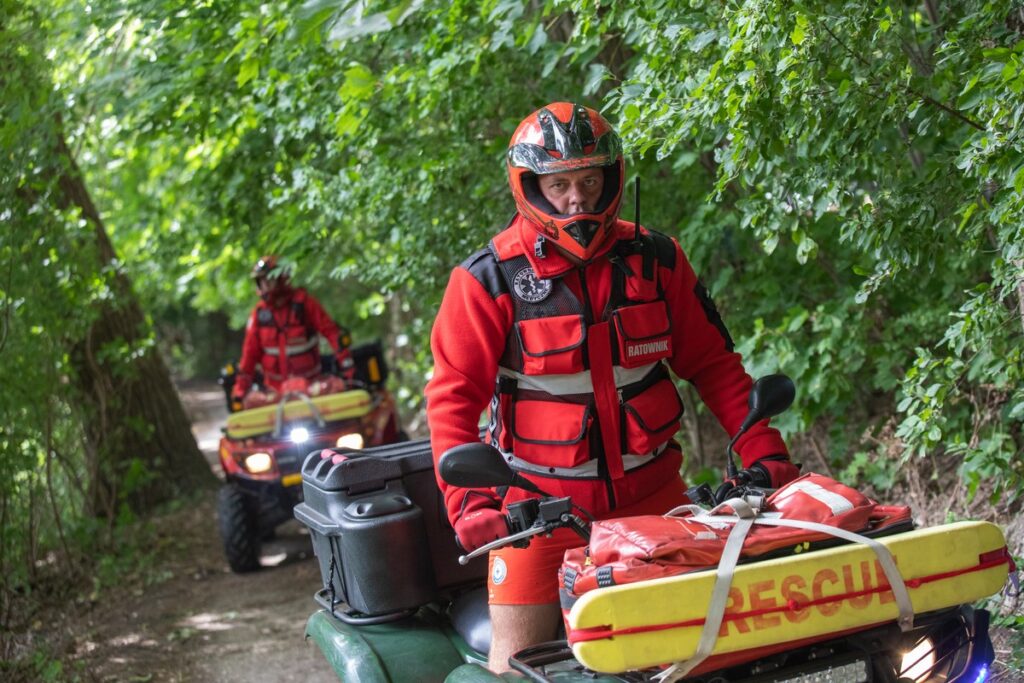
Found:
<box><xmin>255</xmin><ymin>290</ymin><xmax>322</xmax><ymax>383</ymax></box>
<box><xmin>481</xmin><ymin>231</ymin><xmax>686</xmax><ymax>513</ymax></box>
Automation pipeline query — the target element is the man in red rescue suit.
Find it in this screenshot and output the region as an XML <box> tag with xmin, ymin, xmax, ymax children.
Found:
<box><xmin>424</xmin><ymin>102</ymin><xmax>801</xmax><ymax>673</ymax></box>
<box><xmin>231</xmin><ymin>256</ymin><xmax>356</xmax><ymax>410</ymax></box>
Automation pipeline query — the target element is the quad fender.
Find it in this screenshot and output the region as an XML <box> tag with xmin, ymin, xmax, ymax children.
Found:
<box><xmin>444</xmin><ymin>664</ymin><xmax>510</xmax><ymax>682</ymax></box>
<box><xmin>305</xmin><ymin>609</ymin><xmax>471</xmax><ymax>682</ymax></box>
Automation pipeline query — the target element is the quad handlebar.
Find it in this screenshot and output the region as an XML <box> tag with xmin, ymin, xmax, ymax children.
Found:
<box><xmin>457</xmin><ymin>496</ymin><xmax>590</xmax><ymax>565</ymax></box>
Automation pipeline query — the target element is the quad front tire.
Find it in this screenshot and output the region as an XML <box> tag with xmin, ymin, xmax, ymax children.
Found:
<box><xmin>217</xmin><ymin>484</ymin><xmax>261</xmax><ymax>573</ymax></box>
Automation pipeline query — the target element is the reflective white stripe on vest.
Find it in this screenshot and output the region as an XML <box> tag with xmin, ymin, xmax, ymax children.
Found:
<box><xmin>262</xmin><ymin>337</ymin><xmax>318</xmax><ymax>356</ymax></box>
<box><xmin>498</xmin><ymin>442</ymin><xmax>669</xmax><ymax>479</ymax></box>
<box><xmin>497</xmin><ymin>362</ymin><xmax>658</xmax><ymax>396</ymax></box>
<box><xmin>770</xmin><ymin>479</ymin><xmax>855</xmax><ymax>515</ymax></box>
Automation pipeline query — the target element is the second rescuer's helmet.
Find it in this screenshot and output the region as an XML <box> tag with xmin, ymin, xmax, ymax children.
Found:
<box><xmin>507</xmin><ymin>102</ymin><xmax>624</xmax><ymax>261</ymax></box>
<box><xmin>251</xmin><ymin>255</ymin><xmax>291</xmax><ymax>301</ymax></box>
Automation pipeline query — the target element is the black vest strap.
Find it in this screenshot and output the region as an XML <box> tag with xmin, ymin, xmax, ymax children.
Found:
<box><xmin>606</xmin><ymin>231</ymin><xmax>675</xmax><ymax>314</ymax></box>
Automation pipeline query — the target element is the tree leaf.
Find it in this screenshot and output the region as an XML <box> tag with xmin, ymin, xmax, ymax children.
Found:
<box><xmin>237</xmin><ymin>57</ymin><xmax>259</xmax><ymax>88</ymax></box>
<box><xmin>791</xmin><ymin>15</ymin><xmax>808</xmax><ymax>45</ymax></box>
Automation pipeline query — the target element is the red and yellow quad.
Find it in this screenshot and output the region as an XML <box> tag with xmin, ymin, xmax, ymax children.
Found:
<box><xmin>216</xmin><ymin>341</ymin><xmax>404</xmax><ymax>572</ymax></box>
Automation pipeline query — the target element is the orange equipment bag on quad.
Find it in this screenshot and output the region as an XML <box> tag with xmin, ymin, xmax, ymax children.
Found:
<box><xmin>559</xmin><ymin>473</ymin><xmax>913</xmax><ymax>600</ymax></box>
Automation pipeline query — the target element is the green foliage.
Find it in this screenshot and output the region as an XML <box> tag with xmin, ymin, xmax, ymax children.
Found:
<box><xmin>569</xmin><ymin>0</ymin><xmax>1023</xmax><ymax>495</ymax></box>
<box><xmin>18</xmin><ymin>0</ymin><xmax>1017</xmax><ymax>490</ymax></box>
<box><xmin>1</xmin><ymin>0</ymin><xmax>100</xmax><ymax>597</ymax></box>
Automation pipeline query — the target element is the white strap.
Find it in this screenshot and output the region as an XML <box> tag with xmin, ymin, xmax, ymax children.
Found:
<box><xmin>273</xmin><ymin>391</ymin><xmax>325</xmax><ymax>436</ymax></box>
<box><xmin>750</xmin><ymin>517</ymin><xmax>914</xmax><ymax>629</ymax></box>
<box><xmin>655</xmin><ymin>499</ymin><xmax>755</xmax><ymax>682</ymax></box>
<box><xmin>655</xmin><ymin>503</ymin><xmax>913</xmax><ymax>683</ymax></box>
<box><xmin>772</xmin><ymin>479</ymin><xmax>855</xmax><ymax>514</ymax></box>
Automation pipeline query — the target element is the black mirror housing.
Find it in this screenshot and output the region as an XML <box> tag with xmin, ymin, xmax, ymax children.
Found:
<box><xmin>438</xmin><ymin>443</ymin><xmax>515</xmax><ymax>488</ymax></box>
<box><xmin>747</xmin><ymin>374</ymin><xmax>796</xmax><ymax>424</ymax></box>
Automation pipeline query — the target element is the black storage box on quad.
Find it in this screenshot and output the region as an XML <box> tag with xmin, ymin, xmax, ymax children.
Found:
<box><xmin>294</xmin><ymin>438</ymin><xmax>486</xmax><ymax>619</ymax></box>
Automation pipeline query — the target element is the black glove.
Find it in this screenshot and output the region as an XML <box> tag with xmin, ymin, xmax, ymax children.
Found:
<box><xmin>713</xmin><ymin>462</ymin><xmax>772</xmax><ymax>504</ymax></box>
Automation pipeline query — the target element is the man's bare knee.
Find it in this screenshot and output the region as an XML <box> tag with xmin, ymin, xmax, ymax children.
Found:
<box><xmin>487</xmin><ymin>603</ymin><xmax>560</xmax><ymax>673</ymax></box>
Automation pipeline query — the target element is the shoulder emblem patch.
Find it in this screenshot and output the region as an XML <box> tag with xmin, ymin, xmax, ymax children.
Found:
<box><xmin>512</xmin><ymin>266</ymin><xmax>552</xmax><ymax>303</ymax></box>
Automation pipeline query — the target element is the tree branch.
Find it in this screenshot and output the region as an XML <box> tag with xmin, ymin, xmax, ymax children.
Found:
<box><xmin>922</xmin><ymin>0</ymin><xmax>943</xmax><ymax>38</ymax></box>
<box><xmin>44</xmin><ymin>396</ymin><xmax>73</xmax><ymax>569</ymax></box>
<box><xmin>818</xmin><ymin>20</ymin><xmax>984</xmax><ymax>131</ymax></box>
<box><xmin>0</xmin><ymin>250</ymin><xmax>11</xmax><ymax>355</ymax></box>
<box><xmin>806</xmin><ymin>428</ymin><xmax>836</xmax><ymax>479</ymax></box>
<box><xmin>679</xmin><ymin>382</ymin><xmax>705</xmax><ymax>469</ymax></box>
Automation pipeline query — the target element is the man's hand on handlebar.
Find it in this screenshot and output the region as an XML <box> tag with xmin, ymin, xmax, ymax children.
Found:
<box><xmin>713</xmin><ymin>456</ymin><xmax>800</xmax><ymax>504</ymax></box>
<box><xmin>453</xmin><ymin>494</ymin><xmax>510</xmax><ymax>553</ymax></box>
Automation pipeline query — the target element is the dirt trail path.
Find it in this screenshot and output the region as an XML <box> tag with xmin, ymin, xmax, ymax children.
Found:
<box><xmin>71</xmin><ymin>383</ymin><xmax>337</xmax><ymax>682</ymax></box>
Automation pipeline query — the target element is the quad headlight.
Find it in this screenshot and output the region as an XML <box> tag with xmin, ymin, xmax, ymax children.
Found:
<box><xmin>244</xmin><ymin>452</ymin><xmax>273</xmax><ymax>474</ymax></box>
<box><xmin>900</xmin><ymin>638</ymin><xmax>937</xmax><ymax>682</ymax></box>
<box><xmin>289</xmin><ymin>427</ymin><xmax>310</xmax><ymax>444</ymax></box>
<box><xmin>335</xmin><ymin>433</ymin><xmax>365</xmax><ymax>450</ymax></box>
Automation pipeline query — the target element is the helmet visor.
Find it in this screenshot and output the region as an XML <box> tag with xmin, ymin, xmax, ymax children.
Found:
<box><xmin>509</xmin><ymin>132</ymin><xmax>621</xmax><ymax>176</ymax></box>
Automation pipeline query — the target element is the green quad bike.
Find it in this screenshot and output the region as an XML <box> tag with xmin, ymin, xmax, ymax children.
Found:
<box><xmin>294</xmin><ymin>377</ymin><xmax>1004</xmax><ymax>682</ymax></box>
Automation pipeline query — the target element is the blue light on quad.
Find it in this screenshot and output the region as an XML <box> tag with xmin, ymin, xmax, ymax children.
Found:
<box><xmin>970</xmin><ymin>665</ymin><xmax>989</xmax><ymax>683</ymax></box>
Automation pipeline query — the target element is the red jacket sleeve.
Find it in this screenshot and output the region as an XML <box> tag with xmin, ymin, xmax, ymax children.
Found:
<box><xmin>236</xmin><ymin>307</ymin><xmax>262</xmax><ymax>393</ymax></box>
<box><xmin>663</xmin><ymin>241</ymin><xmax>789</xmax><ymax>465</ymax></box>
<box><xmin>302</xmin><ymin>292</ymin><xmax>342</xmax><ymax>353</ymax></box>
<box><xmin>425</xmin><ymin>266</ymin><xmax>513</xmax><ymax>526</ymax></box>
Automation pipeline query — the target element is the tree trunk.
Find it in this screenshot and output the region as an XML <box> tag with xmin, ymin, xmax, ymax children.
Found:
<box><xmin>53</xmin><ymin>129</ymin><xmax>217</xmax><ymax>517</ymax></box>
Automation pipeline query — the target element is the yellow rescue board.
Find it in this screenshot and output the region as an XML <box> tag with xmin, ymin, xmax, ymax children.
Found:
<box><xmin>569</xmin><ymin>520</ymin><xmax>1008</xmax><ymax>673</ymax></box>
<box><xmin>225</xmin><ymin>389</ymin><xmax>373</xmax><ymax>439</ymax></box>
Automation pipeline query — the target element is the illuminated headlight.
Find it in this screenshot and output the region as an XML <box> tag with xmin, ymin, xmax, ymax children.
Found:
<box><xmin>244</xmin><ymin>452</ymin><xmax>273</xmax><ymax>473</ymax></box>
<box><xmin>900</xmin><ymin>638</ymin><xmax>937</xmax><ymax>681</ymax></box>
<box><xmin>777</xmin><ymin>659</ymin><xmax>868</xmax><ymax>683</ymax></box>
<box><xmin>335</xmin><ymin>433</ymin><xmax>364</xmax><ymax>450</ymax></box>
<box><xmin>289</xmin><ymin>427</ymin><xmax>310</xmax><ymax>444</ymax></box>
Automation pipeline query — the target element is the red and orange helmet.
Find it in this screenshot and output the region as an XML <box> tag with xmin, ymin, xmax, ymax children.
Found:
<box><xmin>251</xmin><ymin>255</ymin><xmax>291</xmax><ymax>301</ymax></box>
<box><xmin>507</xmin><ymin>102</ymin><xmax>624</xmax><ymax>261</ymax></box>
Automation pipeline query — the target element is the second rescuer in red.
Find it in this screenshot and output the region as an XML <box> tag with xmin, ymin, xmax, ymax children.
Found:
<box><xmin>232</xmin><ymin>256</ymin><xmax>355</xmax><ymax>410</ymax></box>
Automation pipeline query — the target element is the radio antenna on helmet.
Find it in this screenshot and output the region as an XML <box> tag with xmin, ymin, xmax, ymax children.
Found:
<box><xmin>634</xmin><ymin>176</ymin><xmax>641</xmax><ymax>242</ymax></box>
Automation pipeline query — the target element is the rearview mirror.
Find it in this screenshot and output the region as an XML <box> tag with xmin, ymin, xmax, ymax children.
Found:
<box><xmin>439</xmin><ymin>443</ymin><xmax>516</xmax><ymax>488</ymax></box>
<box><xmin>746</xmin><ymin>374</ymin><xmax>795</xmax><ymax>425</ymax></box>
<box><xmin>726</xmin><ymin>374</ymin><xmax>795</xmax><ymax>478</ymax></box>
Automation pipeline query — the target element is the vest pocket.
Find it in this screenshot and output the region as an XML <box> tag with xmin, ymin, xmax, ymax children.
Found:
<box><xmin>511</xmin><ymin>399</ymin><xmax>591</xmax><ymax>468</ymax></box>
<box><xmin>613</xmin><ymin>300</ymin><xmax>673</xmax><ymax>369</ymax></box>
<box><xmin>622</xmin><ymin>379</ymin><xmax>683</xmax><ymax>455</ymax></box>
<box><xmin>515</xmin><ymin>314</ymin><xmax>587</xmax><ymax>375</ymax></box>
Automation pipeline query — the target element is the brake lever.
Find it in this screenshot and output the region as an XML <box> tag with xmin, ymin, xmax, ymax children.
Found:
<box><xmin>457</xmin><ymin>496</ymin><xmax>587</xmax><ymax>565</ymax></box>
<box><xmin>457</xmin><ymin>525</ymin><xmax>549</xmax><ymax>566</ymax></box>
